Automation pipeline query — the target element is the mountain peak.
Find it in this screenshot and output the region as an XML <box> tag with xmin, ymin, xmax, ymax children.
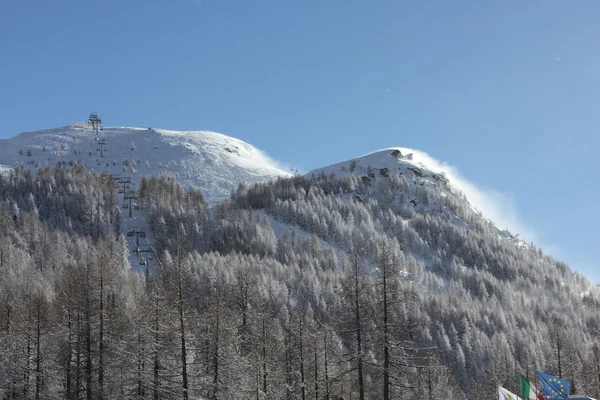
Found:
<box><xmin>307</xmin><ymin>147</ymin><xmax>529</xmax><ymax>244</ymax></box>
<box><xmin>307</xmin><ymin>147</ymin><xmax>452</xmax><ymax>189</ymax></box>
<box><xmin>0</xmin><ymin>125</ymin><xmax>291</xmax><ymax>203</ymax></box>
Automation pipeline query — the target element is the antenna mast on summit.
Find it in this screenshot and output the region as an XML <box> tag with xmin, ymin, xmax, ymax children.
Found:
<box><xmin>88</xmin><ymin>113</ymin><xmax>102</xmax><ymax>135</ymax></box>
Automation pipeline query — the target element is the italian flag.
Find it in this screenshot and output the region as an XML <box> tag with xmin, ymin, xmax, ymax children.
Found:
<box><xmin>520</xmin><ymin>374</ymin><xmax>544</xmax><ymax>400</ymax></box>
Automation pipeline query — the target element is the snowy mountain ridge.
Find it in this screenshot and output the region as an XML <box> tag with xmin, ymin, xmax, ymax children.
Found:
<box><xmin>2</xmin><ymin>124</ymin><xmax>600</xmax><ymax>399</ymax></box>
<box><xmin>0</xmin><ymin>124</ymin><xmax>525</xmax><ymax>243</ymax></box>
<box><xmin>307</xmin><ymin>147</ymin><xmax>524</xmax><ymax>243</ymax></box>
<box><xmin>307</xmin><ymin>147</ymin><xmax>453</xmax><ymax>191</ymax></box>
<box><xmin>0</xmin><ymin>124</ymin><xmax>291</xmax><ymax>203</ymax></box>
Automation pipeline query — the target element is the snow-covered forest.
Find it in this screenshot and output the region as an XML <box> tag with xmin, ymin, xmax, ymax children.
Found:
<box><xmin>1</xmin><ymin>163</ymin><xmax>599</xmax><ymax>399</ymax></box>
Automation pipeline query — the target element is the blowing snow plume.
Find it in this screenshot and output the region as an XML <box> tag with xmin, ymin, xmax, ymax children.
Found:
<box><xmin>395</xmin><ymin>148</ymin><xmax>537</xmax><ymax>241</ymax></box>
<box><xmin>308</xmin><ymin>146</ymin><xmax>539</xmax><ymax>244</ymax></box>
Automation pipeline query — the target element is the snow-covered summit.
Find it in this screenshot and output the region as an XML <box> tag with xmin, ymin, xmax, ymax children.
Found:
<box><xmin>307</xmin><ymin>147</ymin><xmax>452</xmax><ymax>189</ymax></box>
<box><xmin>0</xmin><ymin>124</ymin><xmax>290</xmax><ymax>202</ymax></box>
<box><xmin>307</xmin><ymin>147</ymin><xmax>525</xmax><ymax>243</ymax></box>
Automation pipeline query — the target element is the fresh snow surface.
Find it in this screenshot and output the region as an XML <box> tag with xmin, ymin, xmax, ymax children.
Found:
<box><xmin>307</xmin><ymin>147</ymin><xmax>453</xmax><ymax>190</ymax></box>
<box><xmin>0</xmin><ymin>125</ymin><xmax>291</xmax><ymax>203</ymax></box>
<box><xmin>0</xmin><ymin>123</ymin><xmax>291</xmax><ymax>273</ymax></box>
<box><xmin>307</xmin><ymin>147</ymin><xmax>524</xmax><ymax>243</ymax></box>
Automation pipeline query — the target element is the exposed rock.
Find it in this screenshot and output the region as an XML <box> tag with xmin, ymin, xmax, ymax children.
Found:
<box><xmin>391</xmin><ymin>149</ymin><xmax>403</xmax><ymax>159</ymax></box>
<box><xmin>224</xmin><ymin>146</ymin><xmax>240</xmax><ymax>155</ymax></box>
<box><xmin>433</xmin><ymin>173</ymin><xmax>449</xmax><ymax>184</ymax></box>
<box><xmin>407</xmin><ymin>166</ymin><xmax>423</xmax><ymax>177</ymax></box>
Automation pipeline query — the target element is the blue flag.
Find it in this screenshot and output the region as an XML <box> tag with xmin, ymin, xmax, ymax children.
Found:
<box><xmin>537</xmin><ymin>372</ymin><xmax>570</xmax><ymax>399</ymax></box>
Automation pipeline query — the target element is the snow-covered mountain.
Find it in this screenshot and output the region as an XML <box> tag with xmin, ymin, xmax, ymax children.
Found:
<box><xmin>308</xmin><ymin>147</ymin><xmax>449</xmax><ymax>185</ymax></box>
<box><xmin>307</xmin><ymin>147</ymin><xmax>522</xmax><ymax>242</ymax></box>
<box><xmin>2</xmin><ymin>124</ymin><xmax>600</xmax><ymax>399</ymax></box>
<box><xmin>0</xmin><ymin>124</ymin><xmax>291</xmax><ymax>203</ymax></box>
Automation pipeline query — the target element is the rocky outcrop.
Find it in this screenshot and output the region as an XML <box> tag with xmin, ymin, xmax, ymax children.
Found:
<box><xmin>391</xmin><ymin>149</ymin><xmax>403</xmax><ymax>159</ymax></box>
<box><xmin>407</xmin><ymin>166</ymin><xmax>423</xmax><ymax>177</ymax></box>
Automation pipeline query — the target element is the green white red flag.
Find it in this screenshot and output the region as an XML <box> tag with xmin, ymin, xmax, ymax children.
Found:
<box><xmin>520</xmin><ymin>374</ymin><xmax>544</xmax><ymax>400</ymax></box>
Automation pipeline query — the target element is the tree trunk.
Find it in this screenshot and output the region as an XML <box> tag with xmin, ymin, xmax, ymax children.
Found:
<box><xmin>76</xmin><ymin>310</ymin><xmax>82</xmax><ymax>400</ymax></box>
<box><xmin>35</xmin><ymin>301</ymin><xmax>41</xmax><ymax>400</ymax></box>
<box><xmin>595</xmin><ymin>347</ymin><xmax>600</xmax><ymax>400</ymax></box>
<box><xmin>86</xmin><ymin>291</ymin><xmax>92</xmax><ymax>400</ymax></box>
<box><xmin>262</xmin><ymin>319</ymin><xmax>267</xmax><ymax>395</ymax></box>
<box><xmin>212</xmin><ymin>308</ymin><xmax>220</xmax><ymax>400</ymax></box>
<box><xmin>285</xmin><ymin>332</ymin><xmax>291</xmax><ymax>400</ymax></box>
<box><xmin>428</xmin><ymin>367</ymin><xmax>433</xmax><ymax>400</ymax></box>
<box><xmin>153</xmin><ymin>295</ymin><xmax>160</xmax><ymax>400</ymax></box>
<box><xmin>556</xmin><ymin>328</ymin><xmax>562</xmax><ymax>378</ymax></box>
<box><xmin>205</xmin><ymin>325</ymin><xmax>210</xmax><ymax>374</ymax></box>
<box><xmin>314</xmin><ymin>350</ymin><xmax>319</xmax><ymax>400</ymax></box>
<box><xmin>240</xmin><ymin>279</ymin><xmax>248</xmax><ymax>354</ymax></box>
<box><xmin>353</xmin><ymin>255</ymin><xmax>365</xmax><ymax>400</ymax></box>
<box><xmin>324</xmin><ymin>335</ymin><xmax>330</xmax><ymax>400</ymax></box>
<box><xmin>98</xmin><ymin>263</ymin><xmax>105</xmax><ymax>399</ymax></box>
<box><xmin>138</xmin><ymin>329</ymin><xmax>144</xmax><ymax>397</ymax></box>
<box><xmin>25</xmin><ymin>333</ymin><xmax>31</xmax><ymax>399</ymax></box>
<box><xmin>383</xmin><ymin>269</ymin><xmax>390</xmax><ymax>400</ymax></box>
<box><xmin>24</xmin><ymin>299</ymin><xmax>32</xmax><ymax>400</ymax></box>
<box><xmin>178</xmin><ymin>252</ymin><xmax>189</xmax><ymax>400</ymax></box>
<box><xmin>66</xmin><ymin>301</ymin><xmax>72</xmax><ymax>399</ymax></box>
<box><xmin>300</xmin><ymin>320</ymin><xmax>306</xmax><ymax>400</ymax></box>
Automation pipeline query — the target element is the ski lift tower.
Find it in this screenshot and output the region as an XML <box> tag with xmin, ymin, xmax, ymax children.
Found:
<box><xmin>97</xmin><ymin>138</ymin><xmax>107</xmax><ymax>158</ymax></box>
<box><xmin>132</xmin><ymin>245</ymin><xmax>154</xmax><ymax>277</ymax></box>
<box><xmin>88</xmin><ymin>113</ymin><xmax>102</xmax><ymax>135</ymax></box>
<box><xmin>118</xmin><ymin>177</ymin><xmax>131</xmax><ymax>194</ymax></box>
<box><xmin>127</xmin><ymin>227</ymin><xmax>147</xmax><ymax>248</ymax></box>
<box><xmin>123</xmin><ymin>189</ymin><xmax>138</xmax><ymax>218</ymax></box>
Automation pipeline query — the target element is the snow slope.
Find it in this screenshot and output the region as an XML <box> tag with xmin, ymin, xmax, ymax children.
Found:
<box><xmin>0</xmin><ymin>124</ymin><xmax>290</xmax><ymax>203</ymax></box>
<box><xmin>307</xmin><ymin>147</ymin><xmax>452</xmax><ymax>189</ymax></box>
<box><xmin>307</xmin><ymin>147</ymin><xmax>523</xmax><ymax>242</ymax></box>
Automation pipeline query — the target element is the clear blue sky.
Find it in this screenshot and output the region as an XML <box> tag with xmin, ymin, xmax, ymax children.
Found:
<box><xmin>1</xmin><ymin>0</ymin><xmax>598</xmax><ymax>281</ymax></box>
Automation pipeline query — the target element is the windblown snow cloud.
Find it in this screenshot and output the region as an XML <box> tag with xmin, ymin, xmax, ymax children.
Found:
<box><xmin>396</xmin><ymin>148</ymin><xmax>539</xmax><ymax>242</ymax></box>
<box><xmin>252</xmin><ymin>147</ymin><xmax>296</xmax><ymax>175</ymax></box>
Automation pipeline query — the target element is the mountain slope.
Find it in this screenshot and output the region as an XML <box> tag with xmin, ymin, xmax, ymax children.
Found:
<box><xmin>231</xmin><ymin>155</ymin><xmax>600</xmax><ymax>397</ymax></box>
<box><xmin>307</xmin><ymin>147</ymin><xmax>522</xmax><ymax>241</ymax></box>
<box><xmin>0</xmin><ymin>124</ymin><xmax>290</xmax><ymax>203</ymax></box>
<box><xmin>231</xmin><ymin>154</ymin><xmax>600</xmax><ymax>396</ymax></box>
<box><xmin>308</xmin><ymin>147</ymin><xmax>449</xmax><ymax>184</ymax></box>
<box><xmin>1</xmin><ymin>125</ymin><xmax>599</xmax><ymax>398</ymax></box>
